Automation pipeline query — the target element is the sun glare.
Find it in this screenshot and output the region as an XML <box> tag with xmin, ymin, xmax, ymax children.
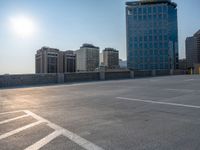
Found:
<box><xmin>10</xmin><ymin>16</ymin><xmax>36</xmax><ymax>37</ymax></box>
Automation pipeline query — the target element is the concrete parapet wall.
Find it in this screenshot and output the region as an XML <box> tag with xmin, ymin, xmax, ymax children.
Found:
<box><xmin>64</xmin><ymin>72</ymin><xmax>100</xmax><ymax>82</ymax></box>
<box><xmin>105</xmin><ymin>71</ymin><xmax>130</xmax><ymax>80</ymax></box>
<box><xmin>134</xmin><ymin>70</ymin><xmax>152</xmax><ymax>78</ymax></box>
<box><xmin>156</xmin><ymin>70</ymin><xmax>170</xmax><ymax>76</ymax></box>
<box><xmin>173</xmin><ymin>70</ymin><xmax>187</xmax><ymax>75</ymax></box>
<box><xmin>0</xmin><ymin>70</ymin><xmax>186</xmax><ymax>88</ymax></box>
<box><xmin>0</xmin><ymin>74</ymin><xmax>58</xmax><ymax>88</ymax></box>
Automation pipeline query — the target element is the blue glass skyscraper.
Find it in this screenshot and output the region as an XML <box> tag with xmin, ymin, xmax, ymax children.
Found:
<box><xmin>126</xmin><ymin>0</ymin><xmax>178</xmax><ymax>71</ymax></box>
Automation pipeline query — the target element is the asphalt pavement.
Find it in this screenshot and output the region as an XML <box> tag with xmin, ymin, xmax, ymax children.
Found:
<box><xmin>1</xmin><ymin>75</ymin><xmax>200</xmax><ymax>150</ymax></box>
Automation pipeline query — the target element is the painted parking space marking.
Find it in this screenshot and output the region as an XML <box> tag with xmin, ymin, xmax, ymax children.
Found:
<box><xmin>0</xmin><ymin>110</ymin><xmax>104</xmax><ymax>150</ymax></box>
<box><xmin>0</xmin><ymin>110</ymin><xmax>25</xmax><ymax>115</ymax></box>
<box><xmin>165</xmin><ymin>88</ymin><xmax>195</xmax><ymax>92</ymax></box>
<box><xmin>0</xmin><ymin>114</ymin><xmax>29</xmax><ymax>125</ymax></box>
<box><xmin>24</xmin><ymin>131</ymin><xmax>62</xmax><ymax>150</ymax></box>
<box><xmin>184</xmin><ymin>79</ymin><xmax>195</xmax><ymax>82</ymax></box>
<box><xmin>116</xmin><ymin>97</ymin><xmax>200</xmax><ymax>109</ymax></box>
<box><xmin>0</xmin><ymin>120</ymin><xmax>43</xmax><ymax>140</ymax></box>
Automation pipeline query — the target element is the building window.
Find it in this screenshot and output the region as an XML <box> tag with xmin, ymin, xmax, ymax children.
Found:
<box><xmin>154</xmin><ymin>43</ymin><xmax>158</xmax><ymax>48</ymax></box>
<box><xmin>143</xmin><ymin>15</ymin><xmax>147</xmax><ymax>20</ymax></box>
<box><xmin>144</xmin><ymin>36</ymin><xmax>147</xmax><ymax>41</ymax></box>
<box><xmin>143</xmin><ymin>8</ymin><xmax>147</xmax><ymax>14</ymax></box>
<box><xmin>158</xmin><ymin>6</ymin><xmax>162</xmax><ymax>13</ymax></box>
<box><xmin>148</xmin><ymin>7</ymin><xmax>152</xmax><ymax>13</ymax></box>
<box><xmin>138</xmin><ymin>8</ymin><xmax>142</xmax><ymax>14</ymax></box>
<box><xmin>153</xmin><ymin>7</ymin><xmax>157</xmax><ymax>13</ymax></box>
<box><xmin>138</xmin><ymin>15</ymin><xmax>142</xmax><ymax>21</ymax></box>
<box><xmin>128</xmin><ymin>9</ymin><xmax>132</xmax><ymax>15</ymax></box>
<box><xmin>134</xmin><ymin>8</ymin><xmax>137</xmax><ymax>14</ymax></box>
<box><xmin>149</xmin><ymin>36</ymin><xmax>152</xmax><ymax>41</ymax></box>
<box><xmin>148</xmin><ymin>15</ymin><xmax>152</xmax><ymax>20</ymax></box>
<box><xmin>163</xmin><ymin>6</ymin><xmax>167</xmax><ymax>13</ymax></box>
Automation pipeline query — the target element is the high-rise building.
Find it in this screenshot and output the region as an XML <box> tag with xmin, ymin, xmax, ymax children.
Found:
<box><xmin>102</xmin><ymin>48</ymin><xmax>119</xmax><ymax>69</ymax></box>
<box><xmin>186</xmin><ymin>30</ymin><xmax>200</xmax><ymax>69</ymax></box>
<box><xmin>76</xmin><ymin>44</ymin><xmax>99</xmax><ymax>72</ymax></box>
<box><xmin>63</xmin><ymin>51</ymin><xmax>76</xmax><ymax>73</ymax></box>
<box><xmin>35</xmin><ymin>47</ymin><xmax>63</xmax><ymax>73</ymax></box>
<box><xmin>35</xmin><ymin>47</ymin><xmax>76</xmax><ymax>73</ymax></box>
<box><xmin>126</xmin><ymin>0</ymin><xmax>178</xmax><ymax>71</ymax></box>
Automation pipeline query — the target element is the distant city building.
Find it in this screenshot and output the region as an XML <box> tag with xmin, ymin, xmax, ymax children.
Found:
<box><xmin>63</xmin><ymin>51</ymin><xmax>76</xmax><ymax>73</ymax></box>
<box><xmin>119</xmin><ymin>59</ymin><xmax>127</xmax><ymax>69</ymax></box>
<box><xmin>99</xmin><ymin>53</ymin><xmax>104</xmax><ymax>66</ymax></box>
<box><xmin>179</xmin><ymin>59</ymin><xmax>187</xmax><ymax>70</ymax></box>
<box><xmin>35</xmin><ymin>47</ymin><xmax>76</xmax><ymax>73</ymax></box>
<box><xmin>76</xmin><ymin>44</ymin><xmax>99</xmax><ymax>72</ymax></box>
<box><xmin>102</xmin><ymin>48</ymin><xmax>119</xmax><ymax>69</ymax></box>
<box><xmin>194</xmin><ymin>64</ymin><xmax>200</xmax><ymax>74</ymax></box>
<box><xmin>35</xmin><ymin>47</ymin><xmax>62</xmax><ymax>73</ymax></box>
<box><xmin>186</xmin><ymin>30</ymin><xmax>200</xmax><ymax>69</ymax></box>
<box><xmin>126</xmin><ymin>0</ymin><xmax>178</xmax><ymax>71</ymax></box>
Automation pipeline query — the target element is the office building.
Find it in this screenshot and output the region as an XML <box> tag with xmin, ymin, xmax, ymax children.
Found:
<box><xmin>186</xmin><ymin>30</ymin><xmax>200</xmax><ymax>69</ymax></box>
<box><xmin>35</xmin><ymin>47</ymin><xmax>63</xmax><ymax>73</ymax></box>
<box><xmin>126</xmin><ymin>0</ymin><xmax>178</xmax><ymax>70</ymax></box>
<box><xmin>103</xmin><ymin>48</ymin><xmax>119</xmax><ymax>69</ymax></box>
<box><xmin>35</xmin><ymin>47</ymin><xmax>76</xmax><ymax>73</ymax></box>
<box><xmin>76</xmin><ymin>44</ymin><xmax>99</xmax><ymax>72</ymax></box>
<box><xmin>63</xmin><ymin>51</ymin><xmax>76</xmax><ymax>73</ymax></box>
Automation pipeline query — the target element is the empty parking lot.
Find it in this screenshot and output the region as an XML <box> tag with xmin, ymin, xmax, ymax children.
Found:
<box><xmin>1</xmin><ymin>75</ymin><xmax>200</xmax><ymax>150</ymax></box>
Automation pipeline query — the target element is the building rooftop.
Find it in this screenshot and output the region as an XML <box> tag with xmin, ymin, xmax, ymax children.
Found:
<box><xmin>126</xmin><ymin>0</ymin><xmax>177</xmax><ymax>8</ymax></box>
<box><xmin>37</xmin><ymin>47</ymin><xmax>59</xmax><ymax>53</ymax></box>
<box><xmin>80</xmin><ymin>43</ymin><xmax>99</xmax><ymax>49</ymax></box>
<box><xmin>103</xmin><ymin>48</ymin><xmax>118</xmax><ymax>52</ymax></box>
<box><xmin>194</xmin><ymin>29</ymin><xmax>200</xmax><ymax>36</ymax></box>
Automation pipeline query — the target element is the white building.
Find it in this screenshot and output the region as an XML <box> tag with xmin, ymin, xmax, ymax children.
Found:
<box><xmin>76</xmin><ymin>44</ymin><xmax>99</xmax><ymax>72</ymax></box>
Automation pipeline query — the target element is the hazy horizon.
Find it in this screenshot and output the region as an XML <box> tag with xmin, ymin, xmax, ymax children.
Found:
<box><xmin>0</xmin><ymin>0</ymin><xmax>200</xmax><ymax>74</ymax></box>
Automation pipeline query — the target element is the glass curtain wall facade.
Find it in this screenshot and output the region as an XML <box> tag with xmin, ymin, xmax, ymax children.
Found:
<box><xmin>126</xmin><ymin>0</ymin><xmax>178</xmax><ymax>70</ymax></box>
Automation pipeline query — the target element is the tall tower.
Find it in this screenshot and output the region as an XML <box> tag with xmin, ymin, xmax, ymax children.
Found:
<box><xmin>186</xmin><ymin>30</ymin><xmax>200</xmax><ymax>69</ymax></box>
<box><xmin>126</xmin><ymin>0</ymin><xmax>178</xmax><ymax>71</ymax></box>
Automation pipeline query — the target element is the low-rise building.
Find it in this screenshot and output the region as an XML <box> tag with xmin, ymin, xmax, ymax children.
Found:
<box><xmin>102</xmin><ymin>48</ymin><xmax>119</xmax><ymax>69</ymax></box>
<box><xmin>76</xmin><ymin>44</ymin><xmax>99</xmax><ymax>72</ymax></box>
<box><xmin>35</xmin><ymin>47</ymin><xmax>62</xmax><ymax>73</ymax></box>
<box><xmin>63</xmin><ymin>51</ymin><xmax>76</xmax><ymax>73</ymax></box>
<box><xmin>35</xmin><ymin>47</ymin><xmax>76</xmax><ymax>73</ymax></box>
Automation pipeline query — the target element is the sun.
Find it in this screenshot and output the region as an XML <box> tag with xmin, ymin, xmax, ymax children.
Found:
<box><xmin>10</xmin><ymin>16</ymin><xmax>36</xmax><ymax>37</ymax></box>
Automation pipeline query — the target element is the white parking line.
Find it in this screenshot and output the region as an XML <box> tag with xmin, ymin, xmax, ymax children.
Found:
<box><xmin>166</xmin><ymin>88</ymin><xmax>195</xmax><ymax>92</ymax></box>
<box><xmin>0</xmin><ymin>110</ymin><xmax>25</xmax><ymax>115</ymax></box>
<box><xmin>116</xmin><ymin>97</ymin><xmax>200</xmax><ymax>109</ymax></box>
<box><xmin>0</xmin><ymin>110</ymin><xmax>104</xmax><ymax>150</ymax></box>
<box><xmin>24</xmin><ymin>110</ymin><xmax>104</xmax><ymax>150</ymax></box>
<box><xmin>184</xmin><ymin>79</ymin><xmax>195</xmax><ymax>82</ymax></box>
<box><xmin>0</xmin><ymin>121</ymin><xmax>43</xmax><ymax>140</ymax></box>
<box><xmin>0</xmin><ymin>114</ymin><xmax>29</xmax><ymax>125</ymax></box>
<box><xmin>24</xmin><ymin>131</ymin><xmax>62</xmax><ymax>150</ymax></box>
<box><xmin>62</xmin><ymin>130</ymin><xmax>103</xmax><ymax>150</ymax></box>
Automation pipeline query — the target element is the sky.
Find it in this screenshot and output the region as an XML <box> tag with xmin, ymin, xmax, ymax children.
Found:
<box><xmin>0</xmin><ymin>0</ymin><xmax>199</xmax><ymax>74</ymax></box>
